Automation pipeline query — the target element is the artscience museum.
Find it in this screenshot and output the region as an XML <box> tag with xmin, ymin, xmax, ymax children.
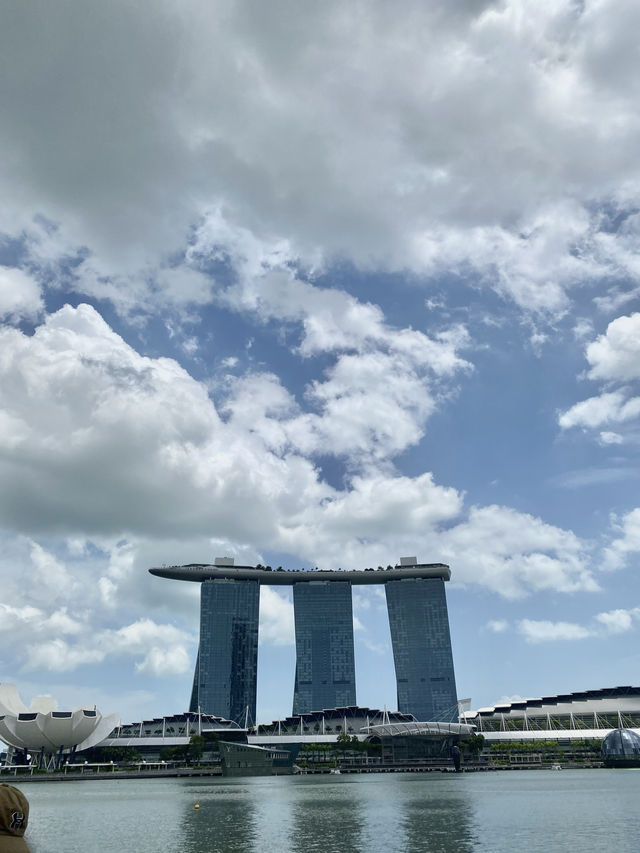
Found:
<box><xmin>0</xmin><ymin>684</ymin><xmax>119</xmax><ymax>769</ymax></box>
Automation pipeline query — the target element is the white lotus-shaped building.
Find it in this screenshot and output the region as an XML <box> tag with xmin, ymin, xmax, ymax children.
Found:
<box><xmin>0</xmin><ymin>684</ymin><xmax>119</xmax><ymax>760</ymax></box>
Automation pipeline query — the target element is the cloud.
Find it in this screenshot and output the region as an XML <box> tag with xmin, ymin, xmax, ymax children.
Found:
<box><xmin>2</xmin><ymin>1</ymin><xmax>640</xmax><ymax>320</ymax></box>
<box><xmin>595</xmin><ymin>607</ymin><xmax>640</xmax><ymax>634</ymax></box>
<box><xmin>494</xmin><ymin>694</ymin><xmax>527</xmax><ymax>705</ymax></box>
<box><xmin>517</xmin><ymin>619</ymin><xmax>592</xmax><ymax>643</ymax></box>
<box><xmin>559</xmin><ymin>313</ymin><xmax>640</xmax><ymax>437</ymax></box>
<box><xmin>602</xmin><ymin>508</ymin><xmax>640</xmax><ymax>570</ymax></box>
<box><xmin>513</xmin><ymin>605</ymin><xmax>640</xmax><ymax>644</ymax></box>
<box><xmin>0</xmin><ymin>304</ymin><xmax>601</xmax><ymax>602</ymax></box>
<box><xmin>135</xmin><ymin>646</ymin><xmax>191</xmax><ymax>677</ymax></box>
<box><xmin>0</xmin><ymin>302</ymin><xmax>473</xmax><ymax>539</ymax></box>
<box><xmin>273</xmin><ymin>497</ymin><xmax>599</xmax><ymax>600</ymax></box>
<box><xmin>585</xmin><ymin>313</ymin><xmax>640</xmax><ymax>382</ymax></box>
<box><xmin>0</xmin><ymin>604</ymin><xmax>82</xmax><ymax>636</ymax></box>
<box><xmin>552</xmin><ymin>466</ymin><xmax>638</xmax><ymax>489</ymax></box>
<box><xmin>437</xmin><ymin>505</ymin><xmax>597</xmax><ymax>598</ymax></box>
<box><xmin>21</xmin><ymin>619</ymin><xmax>193</xmax><ymax>675</ymax></box>
<box><xmin>24</xmin><ymin>639</ymin><xmax>106</xmax><ymax>672</ymax></box>
<box><xmin>258</xmin><ymin>586</ymin><xmax>294</xmax><ymax>647</ymax></box>
<box><xmin>559</xmin><ymin>389</ymin><xmax>640</xmax><ymax>430</ymax></box>
<box><xmin>200</xmin><ymin>256</ymin><xmax>473</xmax><ymax>462</ymax></box>
<box><xmin>0</xmin><ymin>266</ymin><xmax>43</xmax><ymax>322</ymax></box>
<box><xmin>353</xmin><ymin>615</ymin><xmax>365</xmax><ymax>633</ymax></box>
<box><xmin>487</xmin><ymin>619</ymin><xmax>509</xmax><ymax>633</ymax></box>
<box><xmin>599</xmin><ymin>431</ymin><xmax>624</xmax><ymax>445</ymax></box>
<box><xmin>279</xmin><ymin>472</ymin><xmax>464</xmax><ymax>550</ymax></box>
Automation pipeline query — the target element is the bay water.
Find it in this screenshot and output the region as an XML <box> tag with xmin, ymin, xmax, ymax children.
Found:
<box><xmin>17</xmin><ymin>769</ymin><xmax>640</xmax><ymax>853</ymax></box>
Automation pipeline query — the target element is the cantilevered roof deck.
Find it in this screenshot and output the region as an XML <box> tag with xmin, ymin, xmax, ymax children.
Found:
<box><xmin>149</xmin><ymin>562</ymin><xmax>450</xmax><ymax>585</ymax></box>
<box><xmin>471</xmin><ymin>686</ymin><xmax>640</xmax><ymax>717</ymax></box>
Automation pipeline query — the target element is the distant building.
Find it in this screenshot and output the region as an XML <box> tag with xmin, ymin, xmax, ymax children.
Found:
<box><xmin>151</xmin><ymin>557</ymin><xmax>458</xmax><ymax>723</ymax></box>
<box><xmin>292</xmin><ymin>581</ymin><xmax>356</xmax><ymax>715</ymax></box>
<box><xmin>386</xmin><ymin>574</ymin><xmax>457</xmax><ymax>721</ymax></box>
<box><xmin>463</xmin><ymin>686</ymin><xmax>640</xmax><ymax>742</ymax></box>
<box><xmin>97</xmin><ymin>705</ymin><xmax>473</xmax><ymax>770</ymax></box>
<box><xmin>189</xmin><ymin>578</ymin><xmax>259</xmax><ymax>724</ymax></box>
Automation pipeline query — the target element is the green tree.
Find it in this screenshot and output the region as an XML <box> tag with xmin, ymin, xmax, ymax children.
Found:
<box><xmin>189</xmin><ymin>735</ymin><xmax>205</xmax><ymax>763</ymax></box>
<box><xmin>336</xmin><ymin>732</ymin><xmax>351</xmax><ymax>751</ymax></box>
<box><xmin>459</xmin><ymin>734</ymin><xmax>485</xmax><ymax>758</ymax></box>
<box><xmin>160</xmin><ymin>744</ymin><xmax>189</xmax><ymax>763</ymax></box>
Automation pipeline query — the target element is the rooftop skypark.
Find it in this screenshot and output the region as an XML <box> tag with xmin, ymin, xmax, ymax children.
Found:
<box><xmin>149</xmin><ymin>557</ymin><xmax>451</xmax><ymax>584</ymax></box>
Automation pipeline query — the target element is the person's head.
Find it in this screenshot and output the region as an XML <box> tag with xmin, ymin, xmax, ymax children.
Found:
<box><xmin>0</xmin><ymin>784</ymin><xmax>30</xmax><ymax>851</ymax></box>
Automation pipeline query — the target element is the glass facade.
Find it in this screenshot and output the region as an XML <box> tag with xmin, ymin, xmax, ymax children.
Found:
<box><xmin>602</xmin><ymin>728</ymin><xmax>640</xmax><ymax>759</ymax></box>
<box><xmin>292</xmin><ymin>581</ymin><xmax>356</xmax><ymax>714</ymax></box>
<box><xmin>385</xmin><ymin>578</ymin><xmax>457</xmax><ymax>721</ymax></box>
<box><xmin>190</xmin><ymin>578</ymin><xmax>259</xmax><ymax>724</ymax></box>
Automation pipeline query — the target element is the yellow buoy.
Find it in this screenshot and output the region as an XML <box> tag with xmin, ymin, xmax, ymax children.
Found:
<box><xmin>194</xmin><ymin>803</ymin><xmax>200</xmax><ymax>810</ymax></box>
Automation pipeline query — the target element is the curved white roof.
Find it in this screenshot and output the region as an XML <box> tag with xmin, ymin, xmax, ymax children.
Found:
<box><xmin>0</xmin><ymin>685</ymin><xmax>119</xmax><ymax>754</ymax></box>
<box><xmin>0</xmin><ymin>684</ymin><xmax>28</xmax><ymax>716</ymax></box>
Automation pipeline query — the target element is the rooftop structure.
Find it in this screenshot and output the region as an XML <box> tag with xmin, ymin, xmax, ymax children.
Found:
<box><xmin>254</xmin><ymin>705</ymin><xmax>416</xmax><ymax>739</ymax></box>
<box><xmin>150</xmin><ymin>557</ymin><xmax>458</xmax><ymax>724</ymax></box>
<box><xmin>462</xmin><ymin>686</ymin><xmax>640</xmax><ymax>742</ymax></box>
<box><xmin>100</xmin><ymin>711</ymin><xmax>244</xmax><ymax>750</ymax></box>
<box><xmin>249</xmin><ymin>706</ymin><xmax>474</xmax><ymax>767</ymax></box>
<box><xmin>149</xmin><ymin>561</ymin><xmax>451</xmax><ymax>585</ymax></box>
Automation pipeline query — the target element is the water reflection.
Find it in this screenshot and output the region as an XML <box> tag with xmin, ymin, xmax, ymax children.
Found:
<box><xmin>21</xmin><ymin>769</ymin><xmax>640</xmax><ymax>853</ymax></box>
<box><xmin>357</xmin><ymin>775</ymin><xmax>475</xmax><ymax>853</ymax></box>
<box><xmin>179</xmin><ymin>781</ymin><xmax>258</xmax><ymax>853</ymax></box>
<box><xmin>402</xmin><ymin>786</ymin><xmax>475</xmax><ymax>852</ymax></box>
<box><xmin>177</xmin><ymin>775</ymin><xmax>476</xmax><ymax>853</ymax></box>
<box><xmin>288</xmin><ymin>779</ymin><xmax>365</xmax><ymax>853</ymax></box>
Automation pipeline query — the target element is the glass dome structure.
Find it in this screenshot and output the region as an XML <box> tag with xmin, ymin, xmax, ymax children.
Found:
<box><xmin>602</xmin><ymin>728</ymin><xmax>640</xmax><ymax>766</ymax></box>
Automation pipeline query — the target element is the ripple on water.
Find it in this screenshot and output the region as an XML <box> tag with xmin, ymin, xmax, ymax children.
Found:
<box><xmin>17</xmin><ymin>768</ymin><xmax>640</xmax><ymax>853</ymax></box>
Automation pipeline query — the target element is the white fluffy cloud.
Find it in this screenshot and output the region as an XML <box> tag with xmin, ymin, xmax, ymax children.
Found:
<box><xmin>0</xmin><ymin>303</ymin><xmax>473</xmax><ymax>539</ymax></box>
<box><xmin>595</xmin><ymin>607</ymin><xmax>640</xmax><ymax>634</ymax></box>
<box><xmin>517</xmin><ymin>619</ymin><xmax>592</xmax><ymax>643</ymax></box>
<box><xmin>586</xmin><ymin>313</ymin><xmax>640</xmax><ymax>382</ymax></box>
<box><xmin>0</xmin><ymin>568</ymin><xmax>195</xmax><ymax>677</ymax></box>
<box><xmin>559</xmin><ymin>313</ymin><xmax>640</xmax><ymax>437</ymax></box>
<box><xmin>602</xmin><ymin>508</ymin><xmax>640</xmax><ymax>571</ymax></box>
<box><xmin>258</xmin><ymin>586</ymin><xmax>294</xmax><ymax>647</ymax></box>
<box><xmin>222</xmin><ymin>333</ymin><xmax>470</xmax><ymax>463</ymax></box>
<box><xmin>0</xmin><ymin>604</ymin><xmax>82</xmax><ymax>636</ymax></box>
<box><xmin>21</xmin><ymin>619</ymin><xmax>193</xmax><ymax>675</ymax></box>
<box><xmin>437</xmin><ymin>505</ymin><xmax>597</xmax><ymax>598</ymax></box>
<box><xmin>2</xmin><ymin>1</ymin><xmax>640</xmax><ymax>318</ymax></box>
<box><xmin>599</xmin><ymin>431</ymin><xmax>624</xmax><ymax>446</ymax></box>
<box><xmin>504</xmin><ymin>605</ymin><xmax>640</xmax><ymax>644</ymax></box>
<box><xmin>487</xmin><ymin>619</ymin><xmax>509</xmax><ymax>633</ymax></box>
<box><xmin>0</xmin><ymin>304</ymin><xmax>600</xmax><ymax>607</ymax></box>
<box><xmin>559</xmin><ymin>389</ymin><xmax>640</xmax><ymax>430</ymax></box>
<box><xmin>0</xmin><ymin>266</ymin><xmax>43</xmax><ymax>322</ymax></box>
<box><xmin>0</xmin><ymin>304</ymin><xmax>336</xmax><ymax>542</ymax></box>
<box><xmin>23</xmin><ymin>639</ymin><xmax>106</xmax><ymax>673</ymax></box>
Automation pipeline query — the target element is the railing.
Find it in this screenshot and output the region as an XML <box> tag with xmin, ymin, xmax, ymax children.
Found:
<box><xmin>0</xmin><ymin>764</ymin><xmax>35</xmax><ymax>776</ymax></box>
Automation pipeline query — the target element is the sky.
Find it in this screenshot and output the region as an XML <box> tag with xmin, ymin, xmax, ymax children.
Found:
<box><xmin>1</xmin><ymin>0</ymin><xmax>640</xmax><ymax>728</ymax></box>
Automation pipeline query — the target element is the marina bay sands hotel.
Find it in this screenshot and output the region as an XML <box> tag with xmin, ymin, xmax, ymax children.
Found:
<box><xmin>149</xmin><ymin>557</ymin><xmax>458</xmax><ymax>724</ymax></box>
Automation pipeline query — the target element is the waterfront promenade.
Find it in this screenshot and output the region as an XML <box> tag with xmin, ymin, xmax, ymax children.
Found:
<box><xmin>0</xmin><ymin>754</ymin><xmax>604</xmax><ymax>783</ymax></box>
